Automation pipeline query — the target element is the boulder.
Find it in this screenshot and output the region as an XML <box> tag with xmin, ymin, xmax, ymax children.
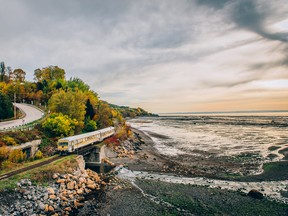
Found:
<box><xmin>76</xmin><ymin>155</ymin><xmax>86</xmax><ymax>173</ymax></box>
<box><xmin>49</xmin><ymin>195</ymin><xmax>57</xmax><ymax>200</ymax></box>
<box><xmin>38</xmin><ymin>202</ymin><xmax>45</xmax><ymax>210</ymax></box>
<box><xmin>67</xmin><ymin>181</ymin><xmax>75</xmax><ymax>190</ymax></box>
<box><xmin>57</xmin><ymin>179</ymin><xmax>66</xmax><ymax>184</ymax></box>
<box><xmin>60</xmin><ymin>195</ymin><xmax>69</xmax><ymax>202</ymax></box>
<box><xmin>44</xmin><ymin>204</ymin><xmax>49</xmax><ymax>212</ymax></box>
<box><xmin>52</xmin><ymin>173</ymin><xmax>58</xmax><ymax>179</ymax></box>
<box><xmin>47</xmin><ymin>188</ymin><xmax>55</xmax><ymax>195</ymax></box>
<box><xmin>64</xmin><ymin>207</ymin><xmax>72</xmax><ymax>212</ymax></box>
<box><xmin>77</xmin><ymin>189</ymin><xmax>84</xmax><ymax>195</ymax></box>
<box><xmin>48</xmin><ymin>205</ymin><xmax>54</xmax><ymax>212</ymax></box>
<box><xmin>86</xmin><ymin>184</ymin><xmax>96</xmax><ymax>190</ymax></box>
<box><xmin>86</xmin><ymin>178</ymin><xmax>94</xmax><ymax>185</ymax></box>
<box><xmin>73</xmin><ymin>200</ymin><xmax>84</xmax><ymax>208</ymax></box>
<box><xmin>247</xmin><ymin>189</ymin><xmax>264</xmax><ymax>199</ymax></box>
<box><xmin>79</xmin><ymin>177</ymin><xmax>86</xmax><ymax>184</ymax></box>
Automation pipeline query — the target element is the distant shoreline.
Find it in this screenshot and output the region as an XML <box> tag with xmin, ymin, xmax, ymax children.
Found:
<box><xmin>158</xmin><ymin>110</ymin><xmax>288</xmax><ymax>117</ymax></box>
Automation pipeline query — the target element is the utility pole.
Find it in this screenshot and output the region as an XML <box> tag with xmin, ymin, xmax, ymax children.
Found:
<box><xmin>14</xmin><ymin>92</ymin><xmax>16</xmax><ymax>119</ymax></box>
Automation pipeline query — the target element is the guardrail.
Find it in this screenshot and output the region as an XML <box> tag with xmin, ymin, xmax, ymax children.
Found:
<box><xmin>0</xmin><ymin>117</ymin><xmax>47</xmax><ymax>132</ymax></box>
<box><xmin>0</xmin><ymin>104</ymin><xmax>47</xmax><ymax>132</ymax></box>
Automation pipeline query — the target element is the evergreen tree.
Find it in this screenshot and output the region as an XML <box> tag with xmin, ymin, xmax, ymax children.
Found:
<box><xmin>0</xmin><ymin>92</ymin><xmax>14</xmax><ymax>120</ymax></box>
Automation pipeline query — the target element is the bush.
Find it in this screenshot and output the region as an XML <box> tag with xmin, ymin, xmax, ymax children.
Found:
<box><xmin>8</xmin><ymin>149</ymin><xmax>27</xmax><ymax>163</ymax></box>
<box><xmin>2</xmin><ymin>136</ymin><xmax>17</xmax><ymax>146</ymax></box>
<box><xmin>0</xmin><ymin>146</ymin><xmax>10</xmax><ymax>161</ymax></box>
<box><xmin>83</xmin><ymin>119</ymin><xmax>97</xmax><ymax>132</ymax></box>
<box><xmin>34</xmin><ymin>150</ymin><xmax>43</xmax><ymax>160</ymax></box>
<box><xmin>1</xmin><ymin>160</ymin><xmax>14</xmax><ymax>169</ymax></box>
<box><xmin>17</xmin><ymin>132</ymin><xmax>29</xmax><ymax>143</ymax></box>
<box><xmin>116</xmin><ymin>124</ymin><xmax>133</xmax><ymax>141</ymax></box>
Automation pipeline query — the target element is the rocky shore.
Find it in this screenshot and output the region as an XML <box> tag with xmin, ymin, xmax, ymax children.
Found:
<box><xmin>1</xmin><ymin>127</ymin><xmax>288</xmax><ymax>215</ymax></box>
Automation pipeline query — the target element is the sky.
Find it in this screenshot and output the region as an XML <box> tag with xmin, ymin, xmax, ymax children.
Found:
<box><xmin>0</xmin><ymin>0</ymin><xmax>288</xmax><ymax>113</ymax></box>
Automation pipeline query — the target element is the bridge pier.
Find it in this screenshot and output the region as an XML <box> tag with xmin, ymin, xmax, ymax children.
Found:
<box><xmin>84</xmin><ymin>145</ymin><xmax>106</xmax><ymax>163</ymax></box>
<box><xmin>83</xmin><ymin>145</ymin><xmax>113</xmax><ymax>173</ymax></box>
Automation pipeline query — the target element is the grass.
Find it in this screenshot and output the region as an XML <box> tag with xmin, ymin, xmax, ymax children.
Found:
<box><xmin>0</xmin><ymin>156</ymin><xmax>58</xmax><ymax>175</ymax></box>
<box><xmin>0</xmin><ymin>154</ymin><xmax>78</xmax><ymax>191</ymax></box>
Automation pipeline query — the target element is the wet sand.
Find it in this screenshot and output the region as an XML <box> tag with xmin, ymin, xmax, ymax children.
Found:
<box><xmin>81</xmin><ymin>127</ymin><xmax>288</xmax><ymax>215</ymax></box>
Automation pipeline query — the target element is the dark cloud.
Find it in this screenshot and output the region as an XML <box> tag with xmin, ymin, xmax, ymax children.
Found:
<box><xmin>195</xmin><ymin>0</ymin><xmax>288</xmax><ymax>43</ymax></box>
<box><xmin>231</xmin><ymin>0</ymin><xmax>288</xmax><ymax>42</ymax></box>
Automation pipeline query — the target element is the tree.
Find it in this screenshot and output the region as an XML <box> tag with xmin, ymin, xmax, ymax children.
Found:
<box><xmin>83</xmin><ymin>118</ymin><xmax>97</xmax><ymax>132</ymax></box>
<box><xmin>85</xmin><ymin>99</ymin><xmax>95</xmax><ymax>119</ymax></box>
<box><xmin>12</xmin><ymin>68</ymin><xmax>26</xmax><ymax>82</ymax></box>
<box><xmin>67</xmin><ymin>77</ymin><xmax>90</xmax><ymax>92</ymax></box>
<box><xmin>34</xmin><ymin>66</ymin><xmax>65</xmax><ymax>82</ymax></box>
<box><xmin>0</xmin><ymin>92</ymin><xmax>14</xmax><ymax>120</ymax></box>
<box><xmin>48</xmin><ymin>90</ymin><xmax>86</xmax><ymax>129</ymax></box>
<box><xmin>94</xmin><ymin>101</ymin><xmax>113</xmax><ymax>128</ymax></box>
<box><xmin>0</xmin><ymin>62</ymin><xmax>5</xmax><ymax>82</ymax></box>
<box><xmin>42</xmin><ymin>113</ymin><xmax>78</xmax><ymax>137</ymax></box>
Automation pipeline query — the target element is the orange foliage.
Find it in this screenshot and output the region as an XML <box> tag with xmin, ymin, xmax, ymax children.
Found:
<box><xmin>0</xmin><ymin>146</ymin><xmax>10</xmax><ymax>161</ymax></box>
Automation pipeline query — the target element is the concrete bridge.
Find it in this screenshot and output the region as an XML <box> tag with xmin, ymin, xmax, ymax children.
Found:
<box><xmin>78</xmin><ymin>144</ymin><xmax>113</xmax><ymax>172</ymax></box>
<box><xmin>9</xmin><ymin>139</ymin><xmax>42</xmax><ymax>158</ymax></box>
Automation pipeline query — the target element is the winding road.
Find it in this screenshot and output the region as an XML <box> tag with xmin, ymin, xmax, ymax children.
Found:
<box><xmin>0</xmin><ymin>103</ymin><xmax>44</xmax><ymax>131</ymax></box>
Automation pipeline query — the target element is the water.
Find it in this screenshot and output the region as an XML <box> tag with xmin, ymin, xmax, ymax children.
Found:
<box><xmin>122</xmin><ymin>114</ymin><xmax>288</xmax><ymax>203</ymax></box>
<box><xmin>116</xmin><ymin>166</ymin><xmax>288</xmax><ymax>203</ymax></box>
<box><xmin>128</xmin><ymin>114</ymin><xmax>288</xmax><ymax>175</ymax></box>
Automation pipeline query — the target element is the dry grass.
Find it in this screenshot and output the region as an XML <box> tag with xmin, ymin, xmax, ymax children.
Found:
<box><xmin>0</xmin><ymin>155</ymin><xmax>78</xmax><ymax>190</ymax></box>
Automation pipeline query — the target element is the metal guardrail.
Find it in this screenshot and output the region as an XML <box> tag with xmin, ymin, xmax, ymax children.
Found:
<box><xmin>0</xmin><ymin>104</ymin><xmax>47</xmax><ymax>132</ymax></box>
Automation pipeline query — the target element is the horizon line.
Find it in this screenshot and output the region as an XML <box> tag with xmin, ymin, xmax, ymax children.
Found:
<box><xmin>158</xmin><ymin>110</ymin><xmax>288</xmax><ymax>115</ymax></box>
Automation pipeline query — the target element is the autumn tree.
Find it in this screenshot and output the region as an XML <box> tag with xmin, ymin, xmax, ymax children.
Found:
<box><xmin>42</xmin><ymin>113</ymin><xmax>78</xmax><ymax>137</ymax></box>
<box><xmin>48</xmin><ymin>90</ymin><xmax>86</xmax><ymax>129</ymax></box>
<box><xmin>94</xmin><ymin>101</ymin><xmax>113</xmax><ymax>128</ymax></box>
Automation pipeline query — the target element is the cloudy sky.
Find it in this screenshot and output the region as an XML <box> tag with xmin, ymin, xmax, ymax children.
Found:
<box><xmin>1</xmin><ymin>0</ymin><xmax>288</xmax><ymax>113</ymax></box>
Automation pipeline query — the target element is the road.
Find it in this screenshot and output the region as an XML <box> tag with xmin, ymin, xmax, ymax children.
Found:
<box><xmin>0</xmin><ymin>103</ymin><xmax>44</xmax><ymax>131</ymax></box>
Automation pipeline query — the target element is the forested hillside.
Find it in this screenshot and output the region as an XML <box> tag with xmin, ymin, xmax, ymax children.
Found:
<box><xmin>0</xmin><ymin>62</ymin><xmax>153</xmax><ymax>132</ymax></box>
<box><xmin>0</xmin><ymin>62</ymin><xmax>154</xmax><ymax>168</ymax></box>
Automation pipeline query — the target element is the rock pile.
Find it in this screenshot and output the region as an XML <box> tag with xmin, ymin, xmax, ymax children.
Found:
<box><xmin>111</xmin><ymin>137</ymin><xmax>144</xmax><ymax>158</ymax></box>
<box><xmin>7</xmin><ymin>168</ymin><xmax>107</xmax><ymax>216</ymax></box>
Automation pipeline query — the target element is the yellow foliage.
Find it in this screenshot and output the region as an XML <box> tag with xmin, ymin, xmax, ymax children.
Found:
<box><xmin>0</xmin><ymin>146</ymin><xmax>10</xmax><ymax>161</ymax></box>
<box><xmin>34</xmin><ymin>150</ymin><xmax>43</xmax><ymax>160</ymax></box>
<box><xmin>8</xmin><ymin>149</ymin><xmax>27</xmax><ymax>163</ymax></box>
<box><xmin>2</xmin><ymin>136</ymin><xmax>17</xmax><ymax>146</ymax></box>
<box><xmin>116</xmin><ymin>124</ymin><xmax>133</xmax><ymax>141</ymax></box>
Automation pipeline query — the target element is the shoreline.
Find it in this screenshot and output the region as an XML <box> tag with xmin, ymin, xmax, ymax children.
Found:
<box><xmin>121</xmin><ymin>127</ymin><xmax>288</xmax><ymax>182</ymax></box>
<box><xmin>83</xmin><ymin>127</ymin><xmax>288</xmax><ymax>215</ymax></box>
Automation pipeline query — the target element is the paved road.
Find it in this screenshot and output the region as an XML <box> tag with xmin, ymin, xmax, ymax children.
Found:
<box><xmin>0</xmin><ymin>103</ymin><xmax>44</xmax><ymax>130</ymax></box>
